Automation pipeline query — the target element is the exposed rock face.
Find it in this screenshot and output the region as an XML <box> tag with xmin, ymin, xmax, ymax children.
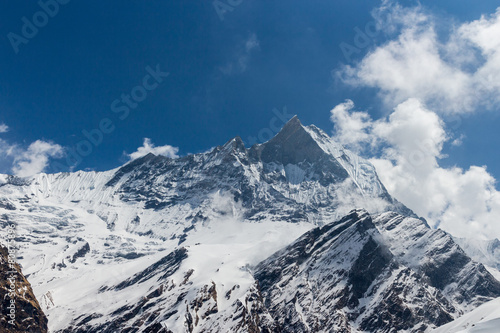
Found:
<box><xmin>0</xmin><ymin>245</ymin><xmax>48</xmax><ymax>333</ymax></box>
<box><xmin>372</xmin><ymin>212</ymin><xmax>500</xmax><ymax>311</ymax></box>
<box><xmin>254</xmin><ymin>210</ymin><xmax>458</xmax><ymax>332</ymax></box>
<box><xmin>253</xmin><ymin>116</ymin><xmax>348</xmax><ymax>181</ymax></box>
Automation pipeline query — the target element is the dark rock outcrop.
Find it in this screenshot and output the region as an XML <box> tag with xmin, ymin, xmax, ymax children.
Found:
<box><xmin>0</xmin><ymin>245</ymin><xmax>48</xmax><ymax>333</ymax></box>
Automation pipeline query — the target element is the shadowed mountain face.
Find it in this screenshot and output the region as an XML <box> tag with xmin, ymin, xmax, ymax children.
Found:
<box><xmin>253</xmin><ymin>210</ymin><xmax>500</xmax><ymax>332</ymax></box>
<box><xmin>0</xmin><ymin>245</ymin><xmax>48</xmax><ymax>333</ymax></box>
<box><xmin>254</xmin><ymin>116</ymin><xmax>346</xmax><ymax>169</ymax></box>
<box><xmin>0</xmin><ymin>117</ymin><xmax>498</xmax><ymax>332</ymax></box>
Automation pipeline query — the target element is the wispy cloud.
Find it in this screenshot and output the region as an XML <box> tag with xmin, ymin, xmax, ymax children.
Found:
<box><xmin>219</xmin><ymin>33</ymin><xmax>260</xmax><ymax>75</ymax></box>
<box><xmin>0</xmin><ymin>123</ymin><xmax>8</xmax><ymax>133</ymax></box>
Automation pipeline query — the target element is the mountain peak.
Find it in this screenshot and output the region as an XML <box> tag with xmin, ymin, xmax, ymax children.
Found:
<box><xmin>255</xmin><ymin>116</ymin><xmax>324</xmax><ymax>165</ymax></box>
<box><xmin>221</xmin><ymin>136</ymin><xmax>246</xmax><ymax>154</ymax></box>
<box><xmin>285</xmin><ymin>114</ymin><xmax>301</xmax><ymax>126</ymax></box>
<box><xmin>275</xmin><ymin>115</ymin><xmax>304</xmax><ymax>138</ymax></box>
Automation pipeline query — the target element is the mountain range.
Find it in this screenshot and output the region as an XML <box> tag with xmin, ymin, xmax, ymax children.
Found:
<box><xmin>0</xmin><ymin>116</ymin><xmax>499</xmax><ymax>332</ymax></box>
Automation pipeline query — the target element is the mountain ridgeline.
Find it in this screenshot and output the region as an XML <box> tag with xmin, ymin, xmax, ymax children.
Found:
<box><xmin>0</xmin><ymin>116</ymin><xmax>499</xmax><ymax>332</ymax></box>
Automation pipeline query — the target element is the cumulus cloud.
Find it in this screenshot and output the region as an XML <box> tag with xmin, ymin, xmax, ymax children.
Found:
<box><xmin>330</xmin><ymin>99</ymin><xmax>372</xmax><ymax>151</ymax></box>
<box><xmin>330</xmin><ymin>98</ymin><xmax>500</xmax><ymax>239</ymax></box>
<box><xmin>128</xmin><ymin>138</ymin><xmax>179</xmax><ymax>160</ymax></box>
<box><xmin>0</xmin><ymin>124</ymin><xmax>65</xmax><ymax>176</ymax></box>
<box><xmin>372</xmin><ymin>99</ymin><xmax>447</xmax><ymax>178</ymax></box>
<box><xmin>220</xmin><ymin>33</ymin><xmax>260</xmax><ymax>75</ymax></box>
<box><xmin>330</xmin><ymin>3</ymin><xmax>500</xmax><ymax>239</ymax></box>
<box><xmin>11</xmin><ymin>140</ymin><xmax>63</xmax><ymax>177</ymax></box>
<box><xmin>338</xmin><ymin>3</ymin><xmax>500</xmax><ymax>114</ymax></box>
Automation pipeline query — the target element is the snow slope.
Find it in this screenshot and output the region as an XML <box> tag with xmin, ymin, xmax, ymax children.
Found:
<box><xmin>431</xmin><ymin>297</ymin><xmax>500</xmax><ymax>333</ymax></box>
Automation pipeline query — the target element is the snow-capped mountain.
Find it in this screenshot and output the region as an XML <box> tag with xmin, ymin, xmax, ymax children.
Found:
<box><xmin>0</xmin><ymin>116</ymin><xmax>499</xmax><ymax>332</ymax></box>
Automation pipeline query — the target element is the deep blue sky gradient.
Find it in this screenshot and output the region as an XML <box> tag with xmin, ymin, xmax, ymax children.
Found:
<box><xmin>0</xmin><ymin>1</ymin><xmax>499</xmax><ymax>180</ymax></box>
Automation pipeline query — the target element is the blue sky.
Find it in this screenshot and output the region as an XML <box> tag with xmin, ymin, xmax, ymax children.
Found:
<box><xmin>0</xmin><ymin>0</ymin><xmax>497</xmax><ymax>173</ymax></box>
<box><xmin>1</xmin><ymin>1</ymin><xmax>500</xmax><ymax>237</ymax></box>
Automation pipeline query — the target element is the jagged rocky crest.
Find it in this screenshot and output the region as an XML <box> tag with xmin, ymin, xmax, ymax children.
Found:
<box><xmin>0</xmin><ymin>116</ymin><xmax>499</xmax><ymax>332</ymax></box>
<box><xmin>253</xmin><ymin>210</ymin><xmax>500</xmax><ymax>332</ymax></box>
<box><xmin>103</xmin><ymin>116</ymin><xmax>412</xmax><ymax>226</ymax></box>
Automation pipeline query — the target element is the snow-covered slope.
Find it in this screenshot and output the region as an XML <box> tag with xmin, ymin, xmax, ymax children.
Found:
<box><xmin>453</xmin><ymin>237</ymin><xmax>500</xmax><ymax>281</ymax></box>
<box><xmin>431</xmin><ymin>297</ymin><xmax>500</xmax><ymax>333</ymax></box>
<box><xmin>0</xmin><ymin>116</ymin><xmax>499</xmax><ymax>332</ymax></box>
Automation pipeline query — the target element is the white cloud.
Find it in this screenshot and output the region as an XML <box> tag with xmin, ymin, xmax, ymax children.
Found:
<box><xmin>331</xmin><ymin>3</ymin><xmax>500</xmax><ymax>239</ymax></box>
<box><xmin>11</xmin><ymin>140</ymin><xmax>63</xmax><ymax>177</ymax></box>
<box><xmin>338</xmin><ymin>4</ymin><xmax>500</xmax><ymax>114</ymax></box>
<box><xmin>128</xmin><ymin>138</ymin><xmax>179</xmax><ymax>160</ymax></box>
<box><xmin>330</xmin><ymin>98</ymin><xmax>500</xmax><ymax>239</ymax></box>
<box><xmin>220</xmin><ymin>33</ymin><xmax>260</xmax><ymax>75</ymax></box>
<box><xmin>372</xmin><ymin>98</ymin><xmax>447</xmax><ymax>178</ymax></box>
<box><xmin>0</xmin><ymin>125</ymin><xmax>65</xmax><ymax>176</ymax></box>
<box><xmin>458</xmin><ymin>8</ymin><xmax>500</xmax><ymax>109</ymax></box>
<box><xmin>330</xmin><ymin>99</ymin><xmax>373</xmax><ymax>151</ymax></box>
<box><xmin>0</xmin><ymin>139</ymin><xmax>15</xmax><ymax>156</ymax></box>
<box><xmin>451</xmin><ymin>134</ymin><xmax>465</xmax><ymax>147</ymax></box>
<box><xmin>333</xmin><ymin>178</ymin><xmax>391</xmax><ymax>218</ymax></box>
